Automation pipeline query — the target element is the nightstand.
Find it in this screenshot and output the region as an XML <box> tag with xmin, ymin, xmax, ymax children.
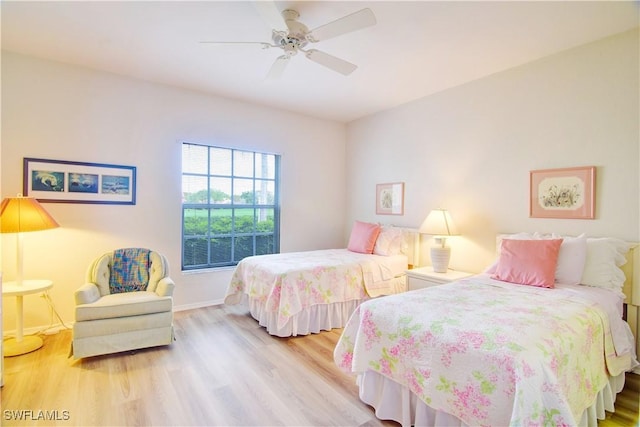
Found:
<box><xmin>405</xmin><ymin>267</ymin><xmax>473</xmax><ymax>291</ymax></box>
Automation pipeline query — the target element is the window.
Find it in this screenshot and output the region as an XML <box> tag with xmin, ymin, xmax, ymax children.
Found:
<box><xmin>181</xmin><ymin>143</ymin><xmax>280</xmax><ymax>270</ymax></box>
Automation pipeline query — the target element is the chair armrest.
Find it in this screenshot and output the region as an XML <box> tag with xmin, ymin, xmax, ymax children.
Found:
<box><xmin>75</xmin><ymin>283</ymin><xmax>101</xmax><ymax>305</ymax></box>
<box><xmin>155</xmin><ymin>277</ymin><xmax>175</xmax><ymax>297</ymax></box>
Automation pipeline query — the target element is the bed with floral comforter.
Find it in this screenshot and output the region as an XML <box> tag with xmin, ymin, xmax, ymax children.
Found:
<box><xmin>334</xmin><ymin>275</ymin><xmax>637</xmax><ymax>426</ymax></box>
<box><xmin>225</xmin><ymin>249</ymin><xmax>407</xmax><ymax>336</ymax></box>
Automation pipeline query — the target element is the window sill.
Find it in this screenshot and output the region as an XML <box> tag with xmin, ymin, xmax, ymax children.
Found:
<box><xmin>181</xmin><ymin>266</ymin><xmax>236</xmax><ymax>275</ymax></box>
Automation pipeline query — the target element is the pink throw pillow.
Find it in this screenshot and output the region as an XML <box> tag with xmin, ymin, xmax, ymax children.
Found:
<box><xmin>347</xmin><ymin>221</ymin><xmax>381</xmax><ymax>254</ymax></box>
<box><xmin>491</xmin><ymin>238</ymin><xmax>563</xmax><ymax>288</ymax></box>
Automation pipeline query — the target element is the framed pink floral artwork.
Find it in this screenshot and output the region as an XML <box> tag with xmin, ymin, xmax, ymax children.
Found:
<box><xmin>530</xmin><ymin>166</ymin><xmax>595</xmax><ymax>219</ymax></box>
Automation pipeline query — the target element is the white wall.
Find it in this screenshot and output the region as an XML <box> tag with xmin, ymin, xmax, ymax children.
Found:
<box><xmin>346</xmin><ymin>29</ymin><xmax>639</xmax><ymax>273</ymax></box>
<box><xmin>1</xmin><ymin>52</ymin><xmax>347</xmax><ymax>331</ymax></box>
<box><xmin>3</xmin><ymin>28</ymin><xmax>639</xmax><ymax>333</ymax></box>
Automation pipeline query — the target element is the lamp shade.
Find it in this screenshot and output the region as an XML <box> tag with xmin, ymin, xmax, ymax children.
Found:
<box><xmin>0</xmin><ymin>196</ymin><xmax>59</xmax><ymax>233</ymax></box>
<box><xmin>419</xmin><ymin>209</ymin><xmax>459</xmax><ymax>236</ymax></box>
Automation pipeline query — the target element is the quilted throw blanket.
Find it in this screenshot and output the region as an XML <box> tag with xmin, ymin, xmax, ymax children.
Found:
<box><xmin>225</xmin><ymin>249</ymin><xmax>396</xmax><ymax>329</ymax></box>
<box><xmin>109</xmin><ymin>248</ymin><xmax>151</xmax><ymax>294</ymax></box>
<box><xmin>334</xmin><ymin>276</ymin><xmax>634</xmax><ymax>427</ymax></box>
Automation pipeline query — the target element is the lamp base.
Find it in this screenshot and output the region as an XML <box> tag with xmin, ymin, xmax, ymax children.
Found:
<box><xmin>3</xmin><ymin>335</ymin><xmax>44</xmax><ymax>357</ymax></box>
<box><xmin>430</xmin><ymin>246</ymin><xmax>451</xmax><ymax>273</ymax></box>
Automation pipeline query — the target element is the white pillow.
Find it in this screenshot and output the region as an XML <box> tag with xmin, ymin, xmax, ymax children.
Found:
<box><xmin>552</xmin><ymin>233</ymin><xmax>587</xmax><ymax>285</ymax></box>
<box><xmin>373</xmin><ymin>225</ymin><xmax>403</xmax><ymax>256</ymax></box>
<box><xmin>580</xmin><ymin>238</ymin><xmax>630</xmax><ymax>290</ymax></box>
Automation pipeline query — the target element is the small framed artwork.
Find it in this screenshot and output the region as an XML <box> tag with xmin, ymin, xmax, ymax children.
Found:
<box><xmin>376</xmin><ymin>182</ymin><xmax>404</xmax><ymax>215</ymax></box>
<box><xmin>23</xmin><ymin>158</ymin><xmax>136</xmax><ymax>205</ymax></box>
<box><xmin>530</xmin><ymin>166</ymin><xmax>595</xmax><ymax>219</ymax></box>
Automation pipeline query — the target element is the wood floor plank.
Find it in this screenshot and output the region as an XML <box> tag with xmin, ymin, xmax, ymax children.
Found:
<box><xmin>1</xmin><ymin>304</ymin><xmax>637</xmax><ymax>426</ymax></box>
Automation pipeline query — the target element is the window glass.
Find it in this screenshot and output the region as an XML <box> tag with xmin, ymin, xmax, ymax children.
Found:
<box><xmin>233</xmin><ymin>150</ymin><xmax>254</xmax><ymax>177</ymax></box>
<box><xmin>182</xmin><ymin>143</ymin><xmax>280</xmax><ymax>270</ymax></box>
<box><xmin>182</xmin><ymin>144</ymin><xmax>208</xmax><ymax>174</ymax></box>
<box><xmin>209</xmin><ymin>147</ymin><xmax>232</xmax><ymax>176</ymax></box>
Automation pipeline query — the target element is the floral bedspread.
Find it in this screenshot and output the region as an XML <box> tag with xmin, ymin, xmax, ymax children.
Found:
<box><xmin>225</xmin><ymin>249</ymin><xmax>397</xmax><ymax>329</ymax></box>
<box><xmin>334</xmin><ymin>276</ymin><xmax>635</xmax><ymax>426</ymax></box>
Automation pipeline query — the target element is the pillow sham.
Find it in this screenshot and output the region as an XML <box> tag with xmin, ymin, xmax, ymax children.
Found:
<box><xmin>552</xmin><ymin>233</ymin><xmax>587</xmax><ymax>285</ymax></box>
<box><xmin>373</xmin><ymin>225</ymin><xmax>404</xmax><ymax>256</ymax></box>
<box><xmin>490</xmin><ymin>238</ymin><xmax>563</xmax><ymax>288</ymax></box>
<box><xmin>347</xmin><ymin>221</ymin><xmax>381</xmax><ymax>254</ymax></box>
<box><xmin>580</xmin><ymin>237</ymin><xmax>630</xmax><ymax>291</ymax></box>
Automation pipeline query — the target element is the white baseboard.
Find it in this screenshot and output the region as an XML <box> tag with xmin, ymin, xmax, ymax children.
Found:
<box><xmin>173</xmin><ymin>299</ymin><xmax>224</xmax><ymax>312</ymax></box>
<box><xmin>3</xmin><ymin>323</ymin><xmax>71</xmax><ymax>338</ymax></box>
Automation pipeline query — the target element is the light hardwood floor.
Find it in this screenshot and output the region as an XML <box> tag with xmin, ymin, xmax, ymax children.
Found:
<box><xmin>2</xmin><ymin>304</ymin><xmax>638</xmax><ymax>426</ymax></box>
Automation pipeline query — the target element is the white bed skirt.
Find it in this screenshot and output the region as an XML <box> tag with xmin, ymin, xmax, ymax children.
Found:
<box><xmin>240</xmin><ymin>276</ymin><xmax>407</xmax><ymax>337</ymax></box>
<box><xmin>245</xmin><ymin>296</ymin><xmax>363</xmax><ymax>337</ymax></box>
<box><xmin>357</xmin><ymin>370</ymin><xmax>626</xmax><ymax>427</ymax></box>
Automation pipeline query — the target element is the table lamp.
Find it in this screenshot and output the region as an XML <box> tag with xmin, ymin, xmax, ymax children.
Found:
<box><xmin>1</xmin><ymin>195</ymin><xmax>59</xmax><ymax>355</ymax></box>
<box><xmin>419</xmin><ymin>209</ymin><xmax>459</xmax><ymax>273</ymax></box>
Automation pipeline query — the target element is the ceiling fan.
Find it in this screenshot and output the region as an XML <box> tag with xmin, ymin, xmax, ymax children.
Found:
<box><xmin>200</xmin><ymin>2</ymin><xmax>376</xmax><ymax>79</ymax></box>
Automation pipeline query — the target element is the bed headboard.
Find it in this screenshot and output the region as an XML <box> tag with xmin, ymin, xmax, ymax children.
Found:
<box><xmin>621</xmin><ymin>243</ymin><xmax>639</xmax><ymax>363</ymax></box>
<box><xmin>379</xmin><ymin>226</ymin><xmax>419</xmax><ymax>268</ymax></box>
<box><xmin>398</xmin><ymin>227</ymin><xmax>420</xmax><ymax>269</ymax></box>
<box><xmin>621</xmin><ymin>243</ymin><xmax>638</xmax><ymax>305</ymax></box>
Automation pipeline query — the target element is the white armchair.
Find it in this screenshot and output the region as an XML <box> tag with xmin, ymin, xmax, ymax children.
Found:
<box><xmin>72</xmin><ymin>248</ymin><xmax>175</xmax><ymax>359</ymax></box>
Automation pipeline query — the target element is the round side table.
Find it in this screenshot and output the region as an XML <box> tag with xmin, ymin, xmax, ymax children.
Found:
<box><xmin>2</xmin><ymin>279</ymin><xmax>53</xmax><ymax>357</ymax></box>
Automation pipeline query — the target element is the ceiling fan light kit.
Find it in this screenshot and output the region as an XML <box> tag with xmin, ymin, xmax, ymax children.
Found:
<box><xmin>201</xmin><ymin>2</ymin><xmax>376</xmax><ymax>79</ymax></box>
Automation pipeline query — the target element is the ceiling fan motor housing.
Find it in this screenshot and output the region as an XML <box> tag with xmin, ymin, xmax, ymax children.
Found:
<box><xmin>272</xmin><ymin>9</ymin><xmax>309</xmax><ymax>55</ymax></box>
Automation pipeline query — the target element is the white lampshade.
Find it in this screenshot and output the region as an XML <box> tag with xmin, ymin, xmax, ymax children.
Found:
<box><xmin>419</xmin><ymin>209</ymin><xmax>459</xmax><ymax>273</ymax></box>
<box><xmin>419</xmin><ymin>209</ymin><xmax>459</xmax><ymax>237</ymax></box>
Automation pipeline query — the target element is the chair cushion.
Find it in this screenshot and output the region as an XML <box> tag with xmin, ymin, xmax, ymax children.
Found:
<box><xmin>75</xmin><ymin>291</ymin><xmax>172</xmax><ymax>321</ymax></box>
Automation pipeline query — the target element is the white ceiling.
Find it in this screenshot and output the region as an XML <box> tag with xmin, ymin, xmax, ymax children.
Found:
<box><xmin>2</xmin><ymin>1</ymin><xmax>638</xmax><ymax>123</ymax></box>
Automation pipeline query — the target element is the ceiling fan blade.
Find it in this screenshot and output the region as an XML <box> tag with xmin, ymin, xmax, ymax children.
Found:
<box><xmin>307</xmin><ymin>8</ymin><xmax>376</xmax><ymax>43</ymax></box>
<box><xmin>199</xmin><ymin>41</ymin><xmax>274</xmax><ymax>49</ymax></box>
<box><xmin>266</xmin><ymin>55</ymin><xmax>290</xmax><ymax>79</ymax></box>
<box><xmin>252</xmin><ymin>1</ymin><xmax>287</xmax><ymax>32</ymax></box>
<box><xmin>304</xmin><ymin>49</ymin><xmax>357</xmax><ymax>76</ymax></box>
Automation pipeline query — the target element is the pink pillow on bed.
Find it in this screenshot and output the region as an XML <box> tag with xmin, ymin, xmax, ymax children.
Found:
<box><xmin>485</xmin><ymin>233</ymin><xmax>587</xmax><ymax>285</ymax></box>
<box><xmin>347</xmin><ymin>221</ymin><xmax>381</xmax><ymax>254</ymax></box>
<box><xmin>491</xmin><ymin>238</ymin><xmax>563</xmax><ymax>288</ymax></box>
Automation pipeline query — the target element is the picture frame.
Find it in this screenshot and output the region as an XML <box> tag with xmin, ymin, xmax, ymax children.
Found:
<box><xmin>529</xmin><ymin>166</ymin><xmax>595</xmax><ymax>219</ymax></box>
<box><xmin>23</xmin><ymin>158</ymin><xmax>136</xmax><ymax>205</ymax></box>
<box><xmin>376</xmin><ymin>182</ymin><xmax>404</xmax><ymax>215</ymax></box>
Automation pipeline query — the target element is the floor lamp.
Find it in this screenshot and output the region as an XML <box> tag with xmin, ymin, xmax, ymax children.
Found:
<box><xmin>1</xmin><ymin>195</ymin><xmax>59</xmax><ymax>354</ymax></box>
<box><xmin>419</xmin><ymin>208</ymin><xmax>459</xmax><ymax>273</ymax></box>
